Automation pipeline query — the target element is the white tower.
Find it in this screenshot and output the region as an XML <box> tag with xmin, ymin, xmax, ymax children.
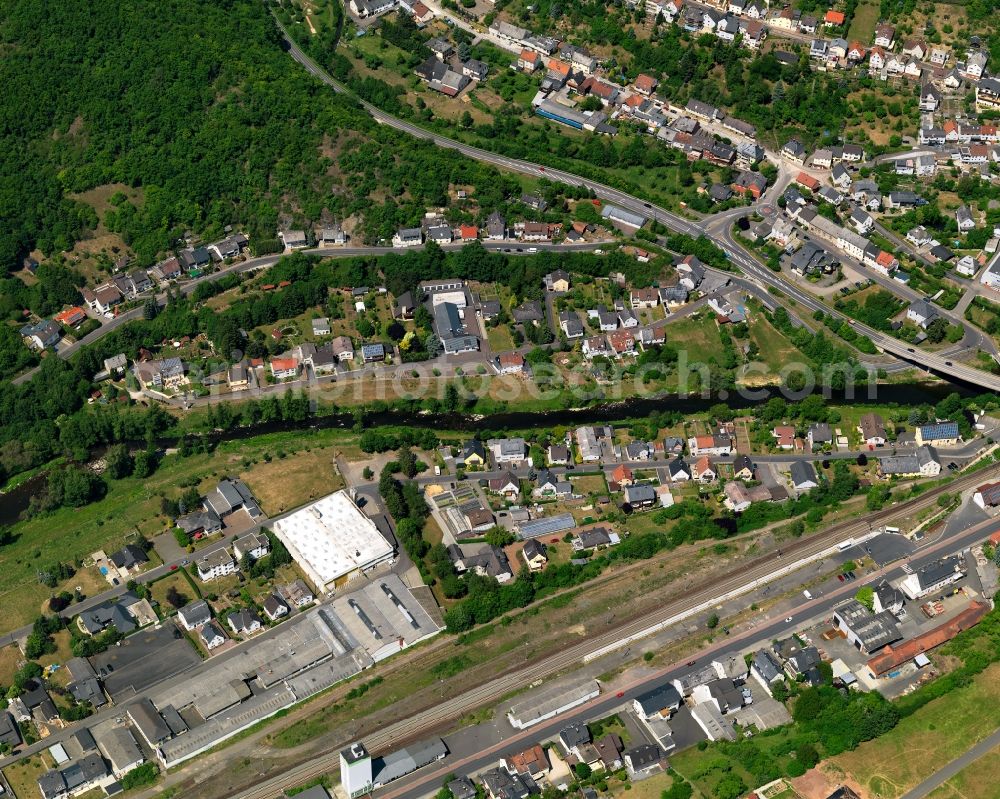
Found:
<box><xmin>340</xmin><ymin>742</ymin><xmax>373</xmax><ymax>798</ymax></box>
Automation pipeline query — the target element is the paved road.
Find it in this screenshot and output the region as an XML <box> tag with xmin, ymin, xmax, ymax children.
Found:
<box><xmin>229</xmin><ymin>501</ymin><xmax>1000</xmax><ymax>799</ymax></box>
<box><xmin>10</xmin><ymin>240</ymin><xmax>604</xmax><ymax>387</ymax></box>
<box><xmin>897</xmin><ymin>724</ymin><xmax>1000</xmax><ymax>799</ymax></box>
<box><xmin>278</xmin><ymin>26</ymin><xmax>1000</xmax><ymax>392</ymax></box>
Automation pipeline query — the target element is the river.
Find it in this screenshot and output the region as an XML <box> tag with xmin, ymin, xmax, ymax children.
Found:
<box><xmin>0</xmin><ymin>379</ymin><xmax>974</xmax><ymax>526</ymax></box>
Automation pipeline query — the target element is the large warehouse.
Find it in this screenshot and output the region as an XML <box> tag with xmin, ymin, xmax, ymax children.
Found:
<box><xmin>272</xmin><ymin>490</ymin><xmax>395</xmax><ymax>592</ymax></box>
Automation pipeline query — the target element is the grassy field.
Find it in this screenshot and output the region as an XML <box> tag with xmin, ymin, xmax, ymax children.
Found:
<box><xmin>2</xmin><ymin>753</ymin><xmax>54</xmax><ymax>799</ymax></box>
<box><xmin>240</xmin><ymin>446</ymin><xmax>345</xmax><ymax>516</ymax></box>
<box><xmin>149</xmin><ymin>571</ymin><xmax>201</xmax><ymax>617</ymax></box>
<box><xmin>673</xmin><ymin>727</ymin><xmax>800</xmax><ymax>798</ymax></box>
<box><xmin>0</xmin><ymin>428</ymin><xmax>359</xmax><ymax>635</ymax></box>
<box><xmin>665</xmin><ymin>315</ymin><xmax>724</xmax><ymax>364</ymax></box>
<box><xmin>926</xmin><ymin>741</ymin><xmax>1000</xmax><ymax>799</ymax></box>
<box><xmin>569</xmin><ymin>474</ymin><xmax>607</xmax><ymax>495</ymax></box>
<box><xmin>36</xmin><ymin>629</ymin><xmax>75</xmax><ymax>677</ymax></box>
<box><xmin>0</xmin><ymin>642</ymin><xmax>24</xmax><ymax>686</ymax></box>
<box><xmin>486</xmin><ymin>324</ymin><xmax>516</xmax><ymax>352</ymax></box>
<box><xmin>847</xmin><ymin>0</ymin><xmax>880</xmax><ymax>43</ymax></box>
<box><xmin>743</xmin><ymin>314</ymin><xmax>808</xmax><ymax>385</ymax></box>
<box><xmin>825</xmin><ymin>662</ymin><xmax>1000</xmax><ymax>798</ymax></box>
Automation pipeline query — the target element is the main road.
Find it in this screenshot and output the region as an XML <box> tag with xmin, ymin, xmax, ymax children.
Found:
<box><xmin>10</xmin><ymin>241</ymin><xmax>601</xmax><ymax>386</ymax></box>
<box><xmin>277</xmin><ymin>23</ymin><xmax>1000</xmax><ymax>393</ymax></box>
<box><xmin>226</xmin><ymin>487</ymin><xmax>1000</xmax><ymax>799</ymax></box>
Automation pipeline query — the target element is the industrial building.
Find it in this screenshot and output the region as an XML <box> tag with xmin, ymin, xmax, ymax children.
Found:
<box><xmin>272</xmin><ymin>490</ymin><xmax>396</xmax><ymax>592</ymax></box>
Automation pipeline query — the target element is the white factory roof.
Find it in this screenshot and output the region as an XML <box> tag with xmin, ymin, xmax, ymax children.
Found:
<box><xmin>272</xmin><ymin>491</ymin><xmax>394</xmax><ymax>590</ymax></box>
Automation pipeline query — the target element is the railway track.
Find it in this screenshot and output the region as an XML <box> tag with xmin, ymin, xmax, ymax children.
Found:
<box><xmin>223</xmin><ymin>464</ymin><xmax>999</xmax><ymax>799</ymax></box>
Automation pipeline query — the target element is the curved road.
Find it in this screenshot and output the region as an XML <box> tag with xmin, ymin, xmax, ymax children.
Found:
<box><xmin>11</xmin><ymin>241</ymin><xmax>601</xmax><ymax>386</ymax></box>
<box><xmin>277</xmin><ymin>24</ymin><xmax>1000</xmax><ymax>393</ymax></box>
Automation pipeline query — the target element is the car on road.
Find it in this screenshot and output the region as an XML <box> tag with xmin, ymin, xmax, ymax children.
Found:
<box><xmin>785</xmin><ymin>617</ymin><xmax>793</xmax><ymax>623</ymax></box>
<box><xmin>945</xmin><ymin>361</ymin><xmax>953</xmax><ymax>366</ymax></box>
<box><xmin>181</xmin><ymin>558</ymin><xmax>189</xmax><ymax>565</ymax></box>
<box><xmin>685</xmin><ymin>660</ymin><xmax>696</xmax><ymax>666</ymax></box>
<box><xmin>643</xmin><ymin>202</ymin><xmax>651</xmax><ymax>208</ymax></box>
<box><xmin>170</xmin><ymin>564</ymin><xmax>178</xmax><ymax>571</ymax></box>
<box><xmin>615</xmin><ymin>691</ymin><xmax>624</xmax><ymax>698</ymax></box>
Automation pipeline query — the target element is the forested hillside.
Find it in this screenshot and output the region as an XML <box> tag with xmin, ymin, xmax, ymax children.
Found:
<box><xmin>0</xmin><ymin>0</ymin><xmax>526</xmax><ymax>478</ymax></box>
<box><xmin>0</xmin><ymin>0</ymin><xmax>515</xmax><ymax>277</ymax></box>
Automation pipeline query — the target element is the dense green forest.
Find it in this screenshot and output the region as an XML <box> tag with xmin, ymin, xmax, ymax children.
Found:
<box><xmin>0</xmin><ymin>0</ymin><xmax>525</xmax><ymax>280</ymax></box>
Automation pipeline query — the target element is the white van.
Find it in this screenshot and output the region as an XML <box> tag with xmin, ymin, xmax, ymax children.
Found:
<box><xmin>803</xmin><ymin>589</ymin><xmax>813</xmax><ymax>600</ymax></box>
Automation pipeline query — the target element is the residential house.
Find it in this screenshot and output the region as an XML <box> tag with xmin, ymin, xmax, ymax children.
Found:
<box><xmin>874</xmin><ymin>23</ymin><xmax>895</xmax><ymax>49</ymax></box>
<box><xmin>965</xmin><ymin>50</ymin><xmax>988</xmax><ymax>80</ymax></box>
<box><xmin>878</xmin><ymin>445</ymin><xmax>941</xmax><ymax>477</ymax></box>
<box><xmin>233</xmin><ymin>531</ymin><xmax>270</xmax><ymax>561</ymax></box>
<box><xmin>177</xmin><ymin>600</ymin><xmax>212</xmax><ymax>631</ymax></box>
<box><xmin>667</xmin><ymin>456</ymin><xmax>691</xmax><ymax>482</ymax></box>
<box><xmin>915</xmin><ymin>421</ymin><xmax>960</xmax><ymax>447</ymax></box>
<box><xmin>488</xmin><ymin>437</ymin><xmax>527</xmax><ymax>465</ymax></box>
<box><xmin>134</xmin><ymin>357</ymin><xmax>187</xmax><ymax>391</ymax></box>
<box><xmin>920</xmin><ymin>83</ymin><xmax>941</xmax><ymax>112</ymax></box>
<box><xmin>460</xmin><ymin>439</ymin><xmax>487</xmax><ymax>468</ymax></box>
<box><xmin>611</xmin><ymin>464</ymin><xmax>634</xmax><ymax>487</ymax></box>
<box><xmin>392</xmin><ymin>228</ymin><xmax>423</xmax><ymax>248</ymax></box>
<box><xmin>331</xmin><ymin>336</ymin><xmax>355</xmax><ymax>362</ymax></box>
<box><xmin>807</xmin><ymin>423</ymin><xmax>833</xmax><ymax>450</ymax></box>
<box><xmin>518</xmin><ymin>49</ymin><xmax>542</xmax><ymax>72</ymax></box>
<box><xmin>196</xmin><ymin>549</ymin><xmax>237</xmax><ymax>581</ymax></box>
<box><xmin>690</xmin><ymin>456</ymin><xmax>714</xmax><ymax>483</ymax></box>
<box><xmin>228</xmin><ymin>608</ymin><xmax>263</xmax><ymax>636</ymax></box>
<box><xmin>582</xmin><ymin>335</ymin><xmax>612</xmax><ymax>359</ymax></box>
<box><xmin>750</xmin><ymin>649</ymin><xmax>784</xmax><ymax>694</ymax></box>
<box><xmin>688</xmin><ymin>434</ymin><xmax>733</xmax><ymax>456</ymax></box>
<box><xmin>488</xmin><ymin>472</ymin><xmax>520</xmax><ymax>498</ymax></box>
<box><xmin>630</xmin><ymin>287</ymin><xmax>660</xmax><ymax>309</ymax></box>
<box><xmin>200</xmin><ymin>621</ymin><xmax>227</xmax><ymax>650</ymax></box>
<box><xmin>633</xmin><ymin>683</ymin><xmax>682</xmax><ymax>719</ymax></box>
<box><xmin>486</xmin><ymin>212</ymin><xmax>507</xmax><ymax>240</ymax></box>
<box><xmin>535</xmin><ymin>470</ymin><xmax>571</xmax><ymax>498</ymax></box>
<box><xmin>349</xmin><ymin>0</ymin><xmax>396</xmax><ymax>16</ymax></box>
<box><xmin>858</xmin><ymin>412</ymin><xmax>887</xmax><ymax>445</ymax></box>
<box><xmin>906</xmin><ymin>299</ymin><xmax>938</xmax><ymax>329</ymax></box>
<box><xmin>624</xmin><ymin>484</ymin><xmax>657</xmax><ymax>509</ymax></box>
<box><xmin>281</xmin><ymin>579</ymin><xmax>315</xmax><ymax>608</ymax></box>
<box><xmin>977</xmin><ymin>77</ymin><xmax>1000</xmax><ymax>111</ymax></box>
<box><xmin>956</xmin><ymin>206</ymin><xmax>976</xmax><ymax>232</ymax></box>
<box><xmin>279</xmin><ymin>230</ymin><xmax>309</xmax><ymax>250</ymax></box>
<box><xmin>733</xmin><ymin>454</ymin><xmax>755</xmax><ymax>480</ymax></box>
<box><xmin>547</xmin><ymin>443</ymin><xmax>571</xmax><ymax>465</ymax></box>
<box><xmin>781</xmin><ymin>139</ymin><xmax>806</xmax><ymax>163</ymax></box>
<box><xmin>559</xmin><ymin>311</ymin><xmax>584</xmax><ymax>339</ymax></box>
<box><xmin>270</xmin><ymin>356</ymin><xmax>300</xmax><ymax>380</ymax></box>
<box><xmin>790</xmin><ymin>460</ymin><xmax>819</xmax><ymax>490</ymax></box>
<box><xmin>576</xmin><ymin>426</ymin><xmax>604</xmax><ymax>462</ymax></box>
<box><xmin>20</xmin><ymin>320</ymin><xmax>62</xmax><ymax>351</ymax></box>
<box><xmin>263</xmin><ymin>594</ymin><xmax>290</xmax><ymax>621</ymax></box>
<box><xmin>572</xmin><ymin>526</ymin><xmax>620</xmax><ymax>551</ymax></box>
<box><xmin>521</xmin><ymin>539</ymin><xmax>548</xmax><ymax>572</ymax></box>
<box><xmin>898</xmin><ymin>555</ymin><xmax>965</xmax><ymax>599</ymax></box>
<box><xmin>624</xmin><ymin>746</ymin><xmax>663</xmax><ymax>778</ymax></box>
<box><xmin>81</xmin><ymin>282</ymin><xmax>124</xmax><ymax>316</ymax></box>
<box><xmin>544</xmin><ymin>269</ymin><xmax>571</xmax><ymax>292</ymax></box>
